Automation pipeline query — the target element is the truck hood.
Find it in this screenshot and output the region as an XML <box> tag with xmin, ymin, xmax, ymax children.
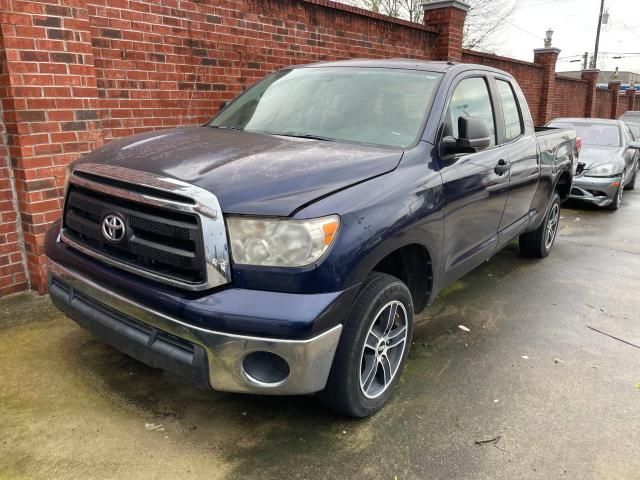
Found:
<box><xmin>578</xmin><ymin>145</ymin><xmax>625</xmax><ymax>169</ymax></box>
<box><xmin>74</xmin><ymin>127</ymin><xmax>403</xmax><ymax>216</ymax></box>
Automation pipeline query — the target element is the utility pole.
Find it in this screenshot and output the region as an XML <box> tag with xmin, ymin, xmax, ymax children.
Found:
<box><xmin>582</xmin><ymin>51</ymin><xmax>589</xmax><ymax>70</ymax></box>
<box><xmin>590</xmin><ymin>0</ymin><xmax>605</xmax><ymax>68</ymax></box>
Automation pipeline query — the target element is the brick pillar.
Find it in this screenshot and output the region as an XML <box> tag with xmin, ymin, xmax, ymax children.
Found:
<box><xmin>533</xmin><ymin>48</ymin><xmax>560</xmax><ymax>125</ymax></box>
<box><xmin>0</xmin><ymin>0</ymin><xmax>102</xmax><ymax>293</ymax></box>
<box><xmin>581</xmin><ymin>69</ymin><xmax>600</xmax><ymax>117</ymax></box>
<box><xmin>626</xmin><ymin>88</ymin><xmax>637</xmax><ymax>113</ymax></box>
<box><xmin>423</xmin><ymin>0</ymin><xmax>470</xmax><ymax>62</ymax></box>
<box><xmin>607</xmin><ymin>81</ymin><xmax>622</xmax><ymax>119</ymax></box>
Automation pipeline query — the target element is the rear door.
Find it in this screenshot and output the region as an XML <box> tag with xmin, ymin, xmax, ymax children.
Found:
<box><xmin>437</xmin><ymin>73</ymin><xmax>510</xmax><ymax>285</ymax></box>
<box><xmin>492</xmin><ymin>75</ymin><xmax>540</xmax><ymax>233</ymax></box>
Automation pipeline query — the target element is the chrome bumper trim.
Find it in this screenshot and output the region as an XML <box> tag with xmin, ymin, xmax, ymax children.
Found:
<box><xmin>49</xmin><ymin>261</ymin><xmax>342</xmax><ymax>395</ymax></box>
<box><xmin>62</xmin><ymin>163</ymin><xmax>231</xmax><ymax>291</ymax></box>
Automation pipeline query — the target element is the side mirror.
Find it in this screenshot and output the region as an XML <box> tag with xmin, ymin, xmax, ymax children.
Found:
<box><xmin>629</xmin><ymin>141</ymin><xmax>640</xmax><ymax>150</ymax></box>
<box><xmin>440</xmin><ymin>116</ymin><xmax>492</xmax><ymax>158</ymax></box>
<box><xmin>458</xmin><ymin>116</ymin><xmax>491</xmax><ymax>150</ymax></box>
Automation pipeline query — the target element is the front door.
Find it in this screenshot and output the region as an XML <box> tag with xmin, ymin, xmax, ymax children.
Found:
<box><xmin>437</xmin><ymin>74</ymin><xmax>510</xmax><ymax>286</ymax></box>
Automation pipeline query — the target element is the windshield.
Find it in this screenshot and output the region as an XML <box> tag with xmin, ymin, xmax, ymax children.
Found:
<box><xmin>208</xmin><ymin>67</ymin><xmax>443</xmax><ymax>148</ymax></box>
<box><xmin>548</xmin><ymin>121</ymin><xmax>620</xmax><ymax>147</ymax></box>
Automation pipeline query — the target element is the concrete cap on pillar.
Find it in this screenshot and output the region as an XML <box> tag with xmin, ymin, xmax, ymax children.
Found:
<box><xmin>422</xmin><ymin>0</ymin><xmax>470</xmax><ymax>12</ymax></box>
<box><xmin>533</xmin><ymin>47</ymin><xmax>561</xmax><ymax>55</ymax></box>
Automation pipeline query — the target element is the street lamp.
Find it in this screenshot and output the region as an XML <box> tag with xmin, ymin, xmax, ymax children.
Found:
<box><xmin>544</xmin><ymin>28</ymin><xmax>554</xmax><ymax>48</ymax></box>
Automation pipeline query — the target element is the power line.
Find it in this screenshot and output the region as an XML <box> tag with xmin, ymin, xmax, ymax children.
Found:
<box><xmin>502</xmin><ymin>19</ymin><xmax>544</xmax><ymax>41</ymax></box>
<box><xmin>611</xmin><ymin>13</ymin><xmax>640</xmax><ymax>41</ymax></box>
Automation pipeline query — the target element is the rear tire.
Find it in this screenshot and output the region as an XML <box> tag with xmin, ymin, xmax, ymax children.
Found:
<box><xmin>318</xmin><ymin>272</ymin><xmax>413</xmax><ymax>418</ymax></box>
<box><xmin>519</xmin><ymin>191</ymin><xmax>561</xmax><ymax>258</ymax></box>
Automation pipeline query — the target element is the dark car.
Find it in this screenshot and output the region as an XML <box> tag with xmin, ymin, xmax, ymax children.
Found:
<box><xmin>547</xmin><ymin>118</ymin><xmax>640</xmax><ymax>209</ymax></box>
<box><xmin>46</xmin><ymin>60</ymin><xmax>576</xmax><ymax>417</ymax></box>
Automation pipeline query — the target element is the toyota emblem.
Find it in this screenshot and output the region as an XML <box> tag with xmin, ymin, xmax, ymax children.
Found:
<box><xmin>102</xmin><ymin>213</ymin><xmax>126</xmax><ymax>242</ymax></box>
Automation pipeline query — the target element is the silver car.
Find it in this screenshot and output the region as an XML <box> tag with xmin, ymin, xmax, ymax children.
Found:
<box><xmin>546</xmin><ymin>118</ymin><xmax>640</xmax><ymax>210</ymax></box>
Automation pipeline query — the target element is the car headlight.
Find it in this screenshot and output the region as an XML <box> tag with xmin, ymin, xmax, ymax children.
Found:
<box><xmin>587</xmin><ymin>163</ymin><xmax>620</xmax><ymax>177</ymax></box>
<box><xmin>227</xmin><ymin>215</ymin><xmax>340</xmax><ymax>267</ymax></box>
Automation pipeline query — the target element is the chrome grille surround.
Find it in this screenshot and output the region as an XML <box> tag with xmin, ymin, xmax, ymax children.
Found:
<box><xmin>61</xmin><ymin>163</ymin><xmax>231</xmax><ymax>291</ymax></box>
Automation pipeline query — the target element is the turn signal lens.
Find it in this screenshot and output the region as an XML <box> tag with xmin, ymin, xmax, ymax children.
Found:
<box><xmin>322</xmin><ymin>220</ymin><xmax>339</xmax><ymax>246</ymax></box>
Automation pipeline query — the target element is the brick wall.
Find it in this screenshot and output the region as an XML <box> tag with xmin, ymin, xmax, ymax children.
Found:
<box><xmin>552</xmin><ymin>76</ymin><xmax>591</xmax><ymax>119</ymax></box>
<box><xmin>595</xmin><ymin>89</ymin><xmax>613</xmax><ymax>119</ymax></box>
<box><xmin>620</xmin><ymin>90</ymin><xmax>638</xmax><ymax>116</ymax></box>
<box><xmin>0</xmin><ymin>0</ymin><xmax>103</xmax><ymax>293</ymax></box>
<box><xmin>0</xmin><ymin>0</ymin><xmax>637</xmax><ymax>295</ymax></box>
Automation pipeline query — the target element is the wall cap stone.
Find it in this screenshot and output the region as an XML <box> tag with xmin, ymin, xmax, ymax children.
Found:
<box><xmin>422</xmin><ymin>0</ymin><xmax>470</xmax><ymax>12</ymax></box>
<box><xmin>533</xmin><ymin>47</ymin><xmax>561</xmax><ymax>55</ymax></box>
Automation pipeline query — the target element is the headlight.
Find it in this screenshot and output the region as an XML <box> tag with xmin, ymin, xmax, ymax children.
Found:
<box><xmin>587</xmin><ymin>163</ymin><xmax>620</xmax><ymax>177</ymax></box>
<box><xmin>227</xmin><ymin>215</ymin><xmax>340</xmax><ymax>267</ymax></box>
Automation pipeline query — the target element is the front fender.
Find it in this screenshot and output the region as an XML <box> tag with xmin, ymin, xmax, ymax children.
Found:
<box><xmin>298</xmin><ymin>144</ymin><xmax>445</xmax><ymax>296</ymax></box>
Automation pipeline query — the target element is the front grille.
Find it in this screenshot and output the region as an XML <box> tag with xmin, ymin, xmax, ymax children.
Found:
<box><xmin>63</xmin><ymin>183</ymin><xmax>206</xmax><ymax>285</ymax></box>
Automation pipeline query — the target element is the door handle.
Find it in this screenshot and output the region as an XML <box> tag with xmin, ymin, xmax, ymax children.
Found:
<box><xmin>494</xmin><ymin>159</ymin><xmax>510</xmax><ymax>176</ymax></box>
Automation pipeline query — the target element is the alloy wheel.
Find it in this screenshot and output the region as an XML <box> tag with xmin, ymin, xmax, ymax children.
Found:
<box><xmin>359</xmin><ymin>300</ymin><xmax>408</xmax><ymax>399</ymax></box>
<box><xmin>544</xmin><ymin>202</ymin><xmax>560</xmax><ymax>250</ymax></box>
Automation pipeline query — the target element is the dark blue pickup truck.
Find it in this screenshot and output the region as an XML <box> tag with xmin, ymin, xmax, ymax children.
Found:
<box><xmin>46</xmin><ymin>60</ymin><xmax>576</xmax><ymax>417</ymax></box>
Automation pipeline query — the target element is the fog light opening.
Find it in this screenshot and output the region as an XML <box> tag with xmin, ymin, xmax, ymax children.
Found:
<box><xmin>242</xmin><ymin>351</ymin><xmax>290</xmax><ymax>386</ymax></box>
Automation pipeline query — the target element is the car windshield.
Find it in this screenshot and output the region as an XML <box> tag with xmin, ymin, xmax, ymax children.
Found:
<box><xmin>548</xmin><ymin>121</ymin><xmax>620</xmax><ymax>147</ymax></box>
<box><xmin>208</xmin><ymin>67</ymin><xmax>443</xmax><ymax>148</ymax></box>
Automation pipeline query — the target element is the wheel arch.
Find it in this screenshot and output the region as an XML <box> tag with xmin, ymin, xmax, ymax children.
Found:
<box><xmin>367</xmin><ymin>243</ymin><xmax>434</xmax><ymax>313</ymax></box>
<box><xmin>555</xmin><ymin>170</ymin><xmax>572</xmax><ymax>200</ymax></box>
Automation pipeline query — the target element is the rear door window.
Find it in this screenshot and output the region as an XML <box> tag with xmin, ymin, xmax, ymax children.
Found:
<box><xmin>495</xmin><ymin>79</ymin><xmax>524</xmax><ymax>142</ymax></box>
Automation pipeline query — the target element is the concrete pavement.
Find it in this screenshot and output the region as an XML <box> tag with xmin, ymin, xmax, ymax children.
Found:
<box><xmin>1</xmin><ymin>190</ymin><xmax>639</xmax><ymax>480</ymax></box>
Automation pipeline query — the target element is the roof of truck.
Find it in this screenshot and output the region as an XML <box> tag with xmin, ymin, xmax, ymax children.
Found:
<box><xmin>290</xmin><ymin>58</ymin><xmax>509</xmax><ymax>75</ymax></box>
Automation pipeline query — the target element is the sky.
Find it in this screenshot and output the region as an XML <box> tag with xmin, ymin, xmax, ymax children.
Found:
<box><xmin>492</xmin><ymin>0</ymin><xmax>640</xmax><ymax>73</ymax></box>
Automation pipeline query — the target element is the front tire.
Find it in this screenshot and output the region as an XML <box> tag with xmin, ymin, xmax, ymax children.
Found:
<box><xmin>607</xmin><ymin>171</ymin><xmax>625</xmax><ymax>210</ymax></box>
<box><xmin>519</xmin><ymin>191</ymin><xmax>561</xmax><ymax>258</ymax></box>
<box><xmin>319</xmin><ymin>272</ymin><xmax>413</xmax><ymax>418</ymax></box>
<box><xmin>624</xmin><ymin>167</ymin><xmax>636</xmax><ymax>191</ymax></box>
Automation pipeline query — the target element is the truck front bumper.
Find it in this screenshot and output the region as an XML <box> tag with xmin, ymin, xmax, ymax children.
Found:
<box><xmin>569</xmin><ymin>175</ymin><xmax>621</xmax><ymax>207</ymax></box>
<box><xmin>48</xmin><ymin>261</ymin><xmax>343</xmax><ymax>395</ymax></box>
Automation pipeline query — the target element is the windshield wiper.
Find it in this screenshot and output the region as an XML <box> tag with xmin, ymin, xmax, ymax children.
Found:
<box><xmin>267</xmin><ymin>132</ymin><xmax>336</xmax><ymax>142</ymax></box>
<box><xmin>211</xmin><ymin>125</ymin><xmax>244</xmax><ymax>131</ymax></box>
